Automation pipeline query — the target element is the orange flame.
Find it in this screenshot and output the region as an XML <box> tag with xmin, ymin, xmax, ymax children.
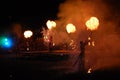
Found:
<box><xmin>85</xmin><ymin>17</ymin><xmax>99</xmax><ymax>31</ymax></box>
<box><xmin>87</xmin><ymin>68</ymin><xmax>92</xmax><ymax>73</ymax></box>
<box><xmin>66</xmin><ymin>23</ymin><xmax>76</xmax><ymax>33</ymax></box>
<box><xmin>92</xmin><ymin>41</ymin><xmax>95</xmax><ymax>46</ymax></box>
<box><xmin>46</xmin><ymin>20</ymin><xmax>56</xmax><ymax>30</ymax></box>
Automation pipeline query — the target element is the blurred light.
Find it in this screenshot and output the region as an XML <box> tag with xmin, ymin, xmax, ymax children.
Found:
<box><xmin>0</xmin><ymin>37</ymin><xmax>13</xmax><ymax>49</ymax></box>
<box><xmin>46</xmin><ymin>20</ymin><xmax>56</xmax><ymax>30</ymax></box>
<box><xmin>88</xmin><ymin>37</ymin><xmax>91</xmax><ymax>40</ymax></box>
<box><xmin>88</xmin><ymin>42</ymin><xmax>91</xmax><ymax>46</ymax></box>
<box><xmin>66</xmin><ymin>23</ymin><xmax>76</xmax><ymax>33</ymax></box>
<box><xmin>87</xmin><ymin>68</ymin><xmax>92</xmax><ymax>73</ymax></box>
<box><xmin>24</xmin><ymin>30</ymin><xmax>33</xmax><ymax>38</ymax></box>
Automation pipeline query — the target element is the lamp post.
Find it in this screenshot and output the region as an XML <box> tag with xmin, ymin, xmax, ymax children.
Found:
<box><xmin>24</xmin><ymin>30</ymin><xmax>33</xmax><ymax>51</ymax></box>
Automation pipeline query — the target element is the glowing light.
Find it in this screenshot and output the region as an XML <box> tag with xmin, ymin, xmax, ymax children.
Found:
<box><xmin>46</xmin><ymin>20</ymin><xmax>56</xmax><ymax>30</ymax></box>
<box><xmin>88</xmin><ymin>42</ymin><xmax>91</xmax><ymax>46</ymax></box>
<box><xmin>0</xmin><ymin>37</ymin><xmax>13</xmax><ymax>48</ymax></box>
<box><xmin>88</xmin><ymin>37</ymin><xmax>91</xmax><ymax>46</ymax></box>
<box><xmin>66</xmin><ymin>23</ymin><xmax>76</xmax><ymax>33</ymax></box>
<box><xmin>24</xmin><ymin>30</ymin><xmax>33</xmax><ymax>38</ymax></box>
<box><xmin>86</xmin><ymin>17</ymin><xmax>99</xmax><ymax>31</ymax></box>
<box><xmin>88</xmin><ymin>37</ymin><xmax>91</xmax><ymax>41</ymax></box>
<box><xmin>53</xmin><ymin>43</ymin><xmax>55</xmax><ymax>46</ymax></box>
<box><xmin>92</xmin><ymin>41</ymin><xmax>95</xmax><ymax>46</ymax></box>
<box><xmin>87</xmin><ymin>68</ymin><xmax>92</xmax><ymax>73</ymax></box>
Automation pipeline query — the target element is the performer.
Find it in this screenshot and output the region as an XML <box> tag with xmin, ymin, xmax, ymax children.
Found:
<box><xmin>48</xmin><ymin>36</ymin><xmax>53</xmax><ymax>51</ymax></box>
<box><xmin>73</xmin><ymin>39</ymin><xmax>90</xmax><ymax>72</ymax></box>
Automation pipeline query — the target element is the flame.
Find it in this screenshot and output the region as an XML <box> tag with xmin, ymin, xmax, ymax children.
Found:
<box><xmin>88</xmin><ymin>37</ymin><xmax>91</xmax><ymax>41</ymax></box>
<box><xmin>46</xmin><ymin>20</ymin><xmax>56</xmax><ymax>30</ymax></box>
<box><xmin>66</xmin><ymin>23</ymin><xmax>76</xmax><ymax>33</ymax></box>
<box><xmin>24</xmin><ymin>30</ymin><xmax>33</xmax><ymax>38</ymax></box>
<box><xmin>85</xmin><ymin>17</ymin><xmax>99</xmax><ymax>31</ymax></box>
<box><xmin>43</xmin><ymin>30</ymin><xmax>51</xmax><ymax>43</ymax></box>
<box><xmin>92</xmin><ymin>41</ymin><xmax>95</xmax><ymax>46</ymax></box>
<box><xmin>88</xmin><ymin>42</ymin><xmax>91</xmax><ymax>46</ymax></box>
<box><xmin>87</xmin><ymin>68</ymin><xmax>92</xmax><ymax>73</ymax></box>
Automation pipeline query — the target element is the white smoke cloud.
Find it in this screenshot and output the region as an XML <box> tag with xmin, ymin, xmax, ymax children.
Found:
<box><xmin>53</xmin><ymin>0</ymin><xmax>120</xmax><ymax>71</ymax></box>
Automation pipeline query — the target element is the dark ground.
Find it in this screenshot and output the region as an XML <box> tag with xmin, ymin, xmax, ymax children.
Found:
<box><xmin>0</xmin><ymin>52</ymin><xmax>120</xmax><ymax>80</ymax></box>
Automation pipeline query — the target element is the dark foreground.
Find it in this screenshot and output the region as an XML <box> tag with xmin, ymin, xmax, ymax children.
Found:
<box><xmin>0</xmin><ymin>52</ymin><xmax>120</xmax><ymax>80</ymax></box>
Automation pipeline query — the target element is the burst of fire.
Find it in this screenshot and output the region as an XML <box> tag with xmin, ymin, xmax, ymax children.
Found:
<box><xmin>46</xmin><ymin>20</ymin><xmax>56</xmax><ymax>30</ymax></box>
<box><xmin>43</xmin><ymin>30</ymin><xmax>51</xmax><ymax>43</ymax></box>
<box><xmin>85</xmin><ymin>17</ymin><xmax>99</xmax><ymax>31</ymax></box>
<box><xmin>66</xmin><ymin>23</ymin><xmax>76</xmax><ymax>33</ymax></box>
<box><xmin>88</xmin><ymin>37</ymin><xmax>91</xmax><ymax>40</ymax></box>
<box><xmin>24</xmin><ymin>30</ymin><xmax>33</xmax><ymax>38</ymax></box>
<box><xmin>88</xmin><ymin>37</ymin><xmax>91</xmax><ymax>46</ymax></box>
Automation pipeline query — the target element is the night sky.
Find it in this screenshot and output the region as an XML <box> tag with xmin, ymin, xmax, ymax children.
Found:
<box><xmin>0</xmin><ymin>0</ymin><xmax>65</xmax><ymax>30</ymax></box>
<box><xmin>0</xmin><ymin>0</ymin><xmax>120</xmax><ymax>31</ymax></box>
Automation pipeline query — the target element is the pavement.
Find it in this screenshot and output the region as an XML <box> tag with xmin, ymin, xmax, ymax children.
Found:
<box><xmin>0</xmin><ymin>50</ymin><xmax>120</xmax><ymax>80</ymax></box>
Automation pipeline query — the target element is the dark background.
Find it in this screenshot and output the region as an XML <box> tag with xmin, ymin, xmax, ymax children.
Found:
<box><xmin>0</xmin><ymin>0</ymin><xmax>65</xmax><ymax>27</ymax></box>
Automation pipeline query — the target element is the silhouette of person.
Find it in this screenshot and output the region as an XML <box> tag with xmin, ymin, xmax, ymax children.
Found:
<box><xmin>79</xmin><ymin>41</ymin><xmax>87</xmax><ymax>71</ymax></box>
<box><xmin>48</xmin><ymin>36</ymin><xmax>53</xmax><ymax>51</ymax></box>
<box><xmin>73</xmin><ymin>40</ymin><xmax>89</xmax><ymax>72</ymax></box>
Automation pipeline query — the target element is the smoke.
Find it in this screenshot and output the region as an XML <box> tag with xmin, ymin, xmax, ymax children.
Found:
<box><xmin>53</xmin><ymin>0</ymin><xmax>120</xmax><ymax>71</ymax></box>
<box><xmin>12</xmin><ymin>23</ymin><xmax>22</xmax><ymax>39</ymax></box>
<box><xmin>53</xmin><ymin>0</ymin><xmax>109</xmax><ymax>44</ymax></box>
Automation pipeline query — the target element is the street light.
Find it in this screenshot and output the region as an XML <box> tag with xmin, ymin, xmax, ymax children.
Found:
<box><xmin>24</xmin><ymin>30</ymin><xmax>33</xmax><ymax>51</ymax></box>
<box><xmin>66</xmin><ymin>23</ymin><xmax>76</xmax><ymax>34</ymax></box>
<box><xmin>46</xmin><ymin>20</ymin><xmax>56</xmax><ymax>30</ymax></box>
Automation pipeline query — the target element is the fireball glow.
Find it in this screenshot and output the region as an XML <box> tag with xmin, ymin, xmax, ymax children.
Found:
<box><xmin>24</xmin><ymin>30</ymin><xmax>33</xmax><ymax>38</ymax></box>
<box><xmin>66</xmin><ymin>23</ymin><xmax>76</xmax><ymax>33</ymax></box>
<box><xmin>86</xmin><ymin>17</ymin><xmax>99</xmax><ymax>31</ymax></box>
<box><xmin>46</xmin><ymin>20</ymin><xmax>56</xmax><ymax>30</ymax></box>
